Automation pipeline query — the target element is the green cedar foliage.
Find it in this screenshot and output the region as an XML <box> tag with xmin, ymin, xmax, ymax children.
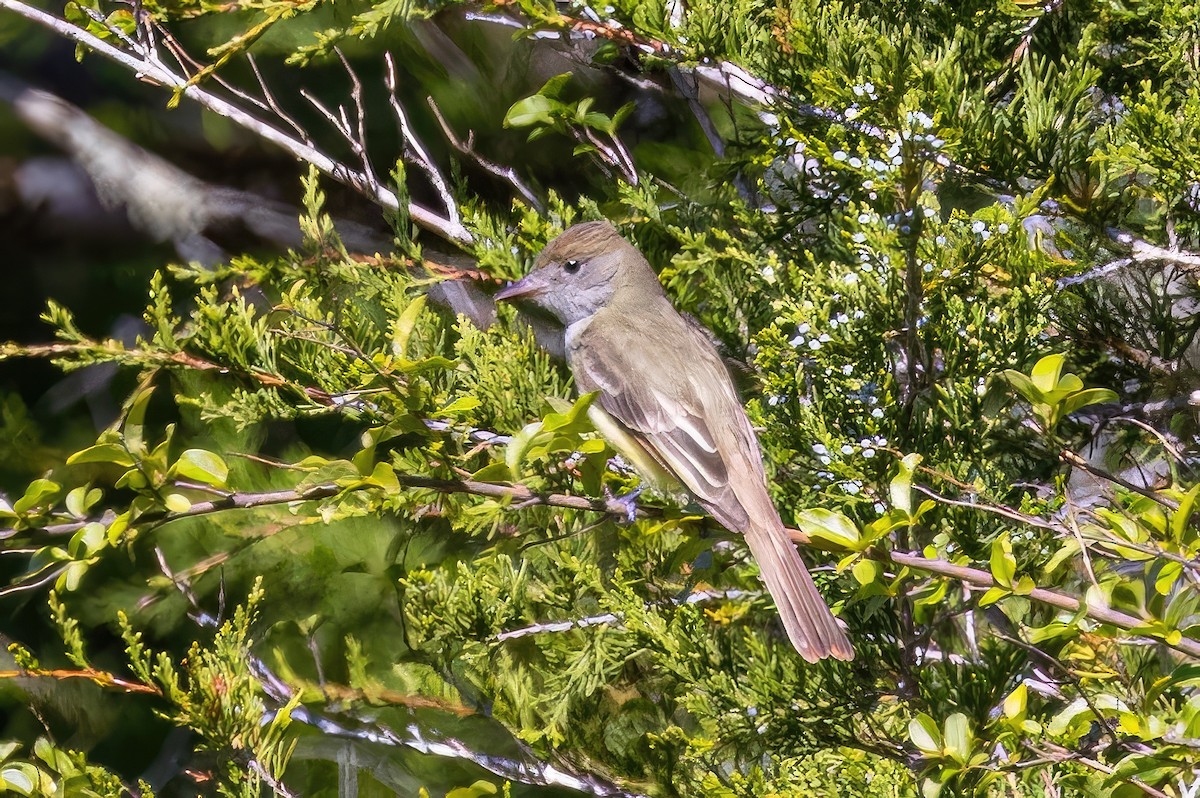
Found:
<box><xmin>2</xmin><ymin>1</ymin><xmax>1200</xmax><ymax>796</ymax></box>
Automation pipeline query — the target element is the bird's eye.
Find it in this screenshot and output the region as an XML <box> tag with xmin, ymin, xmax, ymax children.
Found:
<box><xmin>563</xmin><ymin>259</ymin><xmax>581</xmax><ymax>274</ymax></box>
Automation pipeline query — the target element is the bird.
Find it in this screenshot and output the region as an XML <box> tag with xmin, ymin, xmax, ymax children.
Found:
<box><xmin>495</xmin><ymin>220</ymin><xmax>853</xmax><ymax>662</ymax></box>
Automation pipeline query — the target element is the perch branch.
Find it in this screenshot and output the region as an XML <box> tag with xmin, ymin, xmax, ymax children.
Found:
<box><xmin>5</xmin><ymin>469</ymin><xmax>1196</xmax><ymax>657</ymax></box>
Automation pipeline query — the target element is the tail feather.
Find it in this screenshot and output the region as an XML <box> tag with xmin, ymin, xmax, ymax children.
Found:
<box><xmin>743</xmin><ymin>524</ymin><xmax>854</xmax><ymax>662</ymax></box>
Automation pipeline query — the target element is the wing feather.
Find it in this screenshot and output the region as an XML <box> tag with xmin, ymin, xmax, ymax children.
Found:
<box><xmin>569</xmin><ymin>306</ymin><xmax>756</xmax><ymax>527</ymax></box>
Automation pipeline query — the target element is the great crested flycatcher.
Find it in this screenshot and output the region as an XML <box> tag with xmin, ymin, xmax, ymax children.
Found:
<box><xmin>495</xmin><ymin>220</ymin><xmax>853</xmax><ymax>662</ymax></box>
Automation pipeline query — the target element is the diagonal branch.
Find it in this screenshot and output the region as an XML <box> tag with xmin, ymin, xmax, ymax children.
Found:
<box><xmin>0</xmin><ymin>0</ymin><xmax>473</xmax><ymax>247</ymax></box>
<box><xmin>427</xmin><ymin>96</ymin><xmax>544</xmax><ymax>211</ymax></box>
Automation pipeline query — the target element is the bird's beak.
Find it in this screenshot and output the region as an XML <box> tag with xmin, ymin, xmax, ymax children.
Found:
<box><xmin>495</xmin><ymin>271</ymin><xmax>547</xmax><ymax>303</ymax></box>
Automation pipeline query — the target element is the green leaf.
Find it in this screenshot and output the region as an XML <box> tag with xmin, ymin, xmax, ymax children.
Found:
<box><xmin>505</xmin><ymin>420</ymin><xmax>544</xmax><ymax>478</ymax></box>
<box><xmin>471</xmin><ymin>462</ymin><xmax>513</xmax><ymax>483</ymax></box>
<box><xmin>59</xmin><ymin>560</ymin><xmax>88</xmax><ymax>592</ymax></box>
<box><xmin>989</xmin><ymin>533</ymin><xmax>1016</xmax><ymax>588</ymax></box>
<box><xmin>909</xmin><ymin>713</ymin><xmax>941</xmax><ymax>754</ymax></box>
<box><xmin>537</xmin><ymin>72</ymin><xmax>573</xmax><ymax>99</ymax></box>
<box><xmin>1146</xmin><ymin>663</ymin><xmax>1200</xmax><ymax>704</ymax></box>
<box><xmin>889</xmin><ymin>453</ymin><xmax>921</xmax><ymax>515</ymax></box>
<box><xmin>124</xmin><ymin>382</ymin><xmax>155</xmax><ymax>456</ymax></box>
<box><xmin>795</xmin><ymin>508</ymin><xmax>861</xmax><ymax>550</ymax></box>
<box><xmin>504</xmin><ymin>95</ymin><xmax>557</xmax><ymax>128</ymax></box>
<box><xmin>1155</xmin><ymin>561</ymin><xmax>1183</xmax><ymax>595</ymax></box>
<box><xmin>978</xmin><ymin>586</ymin><xmax>1009</xmax><ymax>606</ymax></box>
<box><xmin>68</xmin><ymin>522</ymin><xmax>106</xmax><ymax>558</ymax></box>
<box><xmin>541</xmin><ymin>392</ymin><xmax>598</xmax><ymax>433</ymax></box>
<box><xmin>852</xmin><ymin>558</ymin><xmax>881</xmax><ymax>586</ymax></box>
<box><xmin>446</xmin><ymin>781</ymin><xmax>499</xmax><ymax>798</ymax></box>
<box><xmin>364</xmin><ymin>461</ymin><xmax>400</xmax><ymax>492</ymax></box>
<box><xmin>1003</xmin><ymin>683</ymin><xmax>1027</xmax><ymax>719</ymax></box>
<box><xmin>611</xmin><ymin>101</ymin><xmax>636</xmax><ymax>130</ymax></box>
<box><xmin>1043</xmin><ymin>538</ymin><xmax>1080</xmax><ymax>575</ymax></box>
<box><xmin>65</xmin><ymin>486</ymin><xmax>90</xmax><ymax>519</ymax></box>
<box><xmin>164</xmin><ymin>493</ymin><xmax>192</xmax><ymax>513</ymax></box>
<box><xmin>1002</xmin><ymin>369</ymin><xmax>1039</xmax><ymax>403</ymax></box>
<box><xmin>68</xmin><ymin>444</ymin><xmax>135</xmax><ymax>468</ymax></box>
<box><xmin>1057</xmin><ymin>387</ymin><xmax>1117</xmax><ymax>417</ymax></box>
<box><xmin>13</xmin><ymin>479</ymin><xmax>62</xmax><ymax>515</ymax></box>
<box><xmin>1030</xmin><ymin>353</ymin><xmax>1066</xmax><ymax>393</ymax></box>
<box><xmin>1172</xmin><ymin>483</ymin><xmax>1200</xmax><ymax>541</ymax></box>
<box><xmin>0</xmin><ymin>765</ymin><xmax>35</xmax><ymax>796</ymax></box>
<box><xmin>446</xmin><ymin>781</ymin><xmax>498</xmax><ymax>798</ymax></box>
<box><xmin>172</xmin><ymin>449</ymin><xmax>229</xmax><ymax>487</ymax></box>
<box><xmin>942</xmin><ymin>713</ymin><xmax>973</xmax><ymax>764</ymax></box>
<box><xmin>436</xmin><ymin>396</ymin><xmax>482</xmax><ymax>416</ymax></box>
<box><xmin>391</xmin><ymin>294</ymin><xmax>427</xmax><ymax>358</ymax></box>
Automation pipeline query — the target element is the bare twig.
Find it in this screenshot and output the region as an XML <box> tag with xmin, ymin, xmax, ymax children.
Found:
<box><xmin>299</xmin><ymin>82</ymin><xmax>384</xmax><ymax>200</ymax></box>
<box><xmin>427</xmin><ymin>97</ymin><xmax>544</xmax><ymax>211</ymax></box>
<box><xmin>0</xmin><ymin>341</ymin><xmax>334</xmax><ymax>404</ymax></box>
<box><xmin>247</xmin><ymin>760</ymin><xmax>298</xmax><ymax>798</ymax></box>
<box><xmin>1060</xmin><ymin>233</ymin><xmax>1200</xmax><ymax>287</ymax></box>
<box><xmin>246</xmin><ymin>53</ymin><xmax>309</xmax><ymax>142</ymax></box>
<box><xmin>1061</xmin><ymin>448</ymin><xmax>1179</xmax><ymax>511</ymax></box>
<box><xmin>338</xmin><ymin>48</ymin><xmax>382</xmax><ymax>198</ymax></box>
<box><xmin>1023</xmin><ymin>742</ymin><xmax>1172</xmax><ymax>798</ymax></box>
<box><xmin>844</xmin><ymin>542</ymin><xmax>1200</xmax><ymax>659</ymax></box>
<box><xmin>6</xmin><ymin>464</ymin><xmax>1197</xmax><ymax>657</ymax></box>
<box><xmin>0</xmin><ymin>0</ymin><xmax>473</xmax><ymax>247</ymax></box>
<box><xmin>493</xmin><ymin>589</ymin><xmax>753</xmax><ymax>642</ymax></box>
<box><xmin>384</xmin><ymin>52</ymin><xmax>461</xmax><ymax>226</ymax></box>
<box><xmin>984</xmin><ymin>0</ymin><xmax>1066</xmax><ymax>95</ymax></box>
<box><xmin>153</xmin><ymin>544</ymin><xmax>645</xmax><ymax>797</ymax></box>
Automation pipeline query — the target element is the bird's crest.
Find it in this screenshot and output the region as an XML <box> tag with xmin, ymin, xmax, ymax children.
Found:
<box><xmin>536</xmin><ymin>220</ymin><xmax>625</xmax><ymax>267</ymax></box>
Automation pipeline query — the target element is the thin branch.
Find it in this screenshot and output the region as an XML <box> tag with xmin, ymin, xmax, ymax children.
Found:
<box><xmin>154</xmin><ymin>543</ymin><xmax>645</xmax><ymax>797</ymax></box>
<box><xmin>847</xmin><ymin>542</ymin><xmax>1200</xmax><ymax>659</ymax></box>
<box><xmin>6</xmin><ymin>462</ymin><xmax>1198</xmax><ymax>657</ymax></box>
<box><xmin>247</xmin><ymin>760</ymin><xmax>298</xmax><ymax>798</ymax></box>
<box><xmin>246</xmin><ymin>53</ymin><xmax>309</xmax><ymax>143</ymax></box>
<box><xmin>984</xmin><ymin>0</ymin><xmax>1066</xmax><ymax>95</ymax></box>
<box><xmin>911</xmin><ymin>485</ymin><xmax>1059</xmax><ymax>531</ymax></box>
<box><xmin>384</xmin><ymin>52</ymin><xmax>460</xmax><ymax>226</ymax></box>
<box><xmin>316</xmin><ymin>680</ymin><xmax>474</xmax><ymax>716</ymax></box>
<box><xmin>3</xmin><ymin>475</ymin><xmax>661</xmax><ymax>544</ymax></box>
<box><xmin>1024</xmin><ymin>742</ymin><xmax>1173</xmax><ymax>798</ymax></box>
<box><xmin>427</xmin><ymin>97</ymin><xmax>544</xmax><ymax>211</ymax></box>
<box><xmin>337</xmin><ymin>47</ymin><xmax>383</xmax><ymax>199</ymax></box>
<box><xmin>0</xmin><ymin>341</ymin><xmax>334</xmax><ymax>404</ymax></box>
<box><xmin>0</xmin><ymin>666</ymin><xmax>162</xmax><ymax>695</ymax></box>
<box><xmin>1060</xmin><ymin>232</ymin><xmax>1200</xmax><ymax>287</ymax></box>
<box><xmin>1061</xmin><ymin>448</ymin><xmax>1179</xmax><ymax>511</ymax></box>
<box><xmin>493</xmin><ymin>589</ymin><xmax>753</xmax><ymax>642</ymax></box>
<box><xmin>0</xmin><ymin>0</ymin><xmax>473</xmax><ymax>247</ymax></box>
<box><xmin>300</xmin><ymin>85</ymin><xmax>383</xmax><ymax>201</ymax></box>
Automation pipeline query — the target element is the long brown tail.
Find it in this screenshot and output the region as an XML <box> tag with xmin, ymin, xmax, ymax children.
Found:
<box><xmin>743</xmin><ymin>523</ymin><xmax>854</xmax><ymax>662</ymax></box>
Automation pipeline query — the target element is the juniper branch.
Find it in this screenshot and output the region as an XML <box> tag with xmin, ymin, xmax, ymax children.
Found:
<box><xmin>6</xmin><ymin>472</ymin><xmax>1196</xmax><ymax>657</ymax></box>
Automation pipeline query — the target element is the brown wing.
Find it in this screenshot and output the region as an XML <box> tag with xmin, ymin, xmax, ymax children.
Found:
<box><xmin>569</xmin><ymin>304</ymin><xmax>761</xmax><ymax>533</ymax></box>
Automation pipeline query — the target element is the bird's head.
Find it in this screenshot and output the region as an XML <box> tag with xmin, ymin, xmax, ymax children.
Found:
<box><xmin>495</xmin><ymin>220</ymin><xmax>660</xmax><ymax>325</ymax></box>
